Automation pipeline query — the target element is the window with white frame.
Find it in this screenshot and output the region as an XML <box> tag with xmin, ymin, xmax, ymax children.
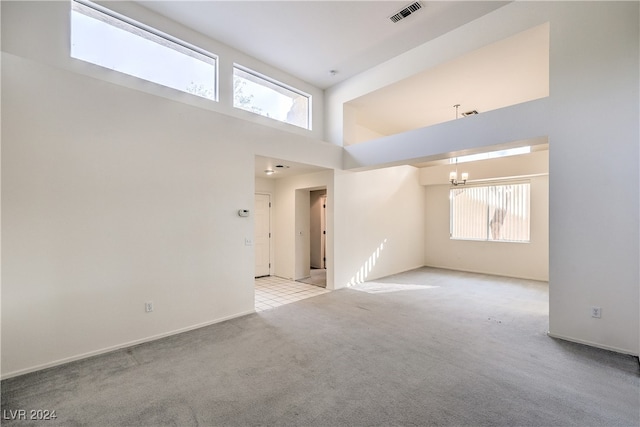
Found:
<box><xmin>450</xmin><ymin>182</ymin><xmax>530</xmax><ymax>242</ymax></box>
<box><xmin>71</xmin><ymin>0</ymin><xmax>217</xmax><ymax>101</ymax></box>
<box><xmin>233</xmin><ymin>66</ymin><xmax>311</xmax><ymax>129</ymax></box>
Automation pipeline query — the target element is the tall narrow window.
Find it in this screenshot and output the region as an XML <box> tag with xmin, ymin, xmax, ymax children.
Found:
<box><xmin>233</xmin><ymin>66</ymin><xmax>311</xmax><ymax>129</ymax></box>
<box><xmin>450</xmin><ymin>183</ymin><xmax>530</xmax><ymax>242</ymax></box>
<box><xmin>71</xmin><ymin>0</ymin><xmax>217</xmax><ymax>101</ymax></box>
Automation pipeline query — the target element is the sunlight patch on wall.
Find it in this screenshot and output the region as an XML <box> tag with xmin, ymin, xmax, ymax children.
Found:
<box><xmin>346</xmin><ymin>239</ymin><xmax>387</xmax><ymax>286</ymax></box>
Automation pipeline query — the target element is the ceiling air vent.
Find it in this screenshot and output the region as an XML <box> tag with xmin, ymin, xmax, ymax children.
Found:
<box><xmin>389</xmin><ymin>2</ymin><xmax>423</xmax><ymax>23</ymax></box>
<box><xmin>462</xmin><ymin>110</ymin><xmax>479</xmax><ymax>117</ymax></box>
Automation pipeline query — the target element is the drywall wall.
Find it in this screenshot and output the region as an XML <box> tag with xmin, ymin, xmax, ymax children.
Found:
<box><xmin>425</xmin><ymin>176</ymin><xmax>548</xmax><ymax>281</ymax></box>
<box><xmin>295</xmin><ymin>189</ymin><xmax>312</xmax><ymax>280</ymax></box>
<box><xmin>423</xmin><ymin>151</ymin><xmax>549</xmax><ymax>281</ymax></box>
<box><xmin>0</xmin><ymin>1</ymin><xmax>341</xmax><ymax>377</ymax></box>
<box><xmin>343</xmin><ymin>22</ymin><xmax>550</xmax><ymax>145</ymax></box>
<box><xmin>333</xmin><ymin>165</ymin><xmax>425</xmax><ymax>288</ymax></box>
<box><xmin>255</xmin><ymin>178</ymin><xmax>276</xmax><ymax>195</ymax></box>
<box><xmin>546</xmin><ymin>2</ymin><xmax>639</xmax><ymax>355</ymax></box>
<box><xmin>2</xmin><ymin>53</ymin><xmax>252</xmax><ymax>376</ymax></box>
<box><xmin>419</xmin><ymin>148</ymin><xmax>549</xmax><ymax>186</ymax></box>
<box><xmin>342</xmin><ymin>99</ymin><xmax>550</xmax><ymax>170</ymax></box>
<box><xmin>328</xmin><ymin>2</ymin><xmax>639</xmax><ymax>355</ymax></box>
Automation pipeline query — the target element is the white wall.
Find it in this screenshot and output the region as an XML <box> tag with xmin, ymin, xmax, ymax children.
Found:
<box><xmin>423</xmin><ymin>151</ymin><xmax>549</xmax><ymax>281</ymax></box>
<box><xmin>425</xmin><ymin>177</ymin><xmax>548</xmax><ymax>281</ymax></box>
<box><xmin>546</xmin><ymin>2</ymin><xmax>639</xmax><ymax>355</ymax></box>
<box><xmin>1</xmin><ymin>2</ymin><xmax>341</xmax><ymax>378</ymax></box>
<box><xmin>328</xmin><ymin>2</ymin><xmax>639</xmax><ymax>355</ymax></box>
<box><xmin>255</xmin><ymin>178</ymin><xmax>276</xmax><ymax>195</ymax></box>
<box><xmin>294</xmin><ymin>189</ymin><xmax>311</xmax><ymax>280</ymax></box>
<box><xmin>2</xmin><ymin>54</ymin><xmax>251</xmax><ymax>376</ymax></box>
<box><xmin>333</xmin><ymin>165</ymin><xmax>425</xmax><ymax>288</ymax></box>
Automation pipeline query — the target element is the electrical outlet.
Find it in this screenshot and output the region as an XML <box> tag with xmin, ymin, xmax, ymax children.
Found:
<box><xmin>591</xmin><ymin>306</ymin><xmax>601</xmax><ymax>318</ymax></box>
<box><xmin>245</xmin><ymin>238</ymin><xmax>253</xmax><ymax>246</ymax></box>
<box><xmin>145</xmin><ymin>301</ymin><xmax>154</xmax><ymax>313</ymax></box>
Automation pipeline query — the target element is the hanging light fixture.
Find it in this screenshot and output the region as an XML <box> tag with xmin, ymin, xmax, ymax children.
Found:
<box><xmin>449</xmin><ymin>158</ymin><xmax>468</xmax><ymax>186</ymax></box>
<box><xmin>449</xmin><ymin>104</ymin><xmax>469</xmax><ymax>186</ymax></box>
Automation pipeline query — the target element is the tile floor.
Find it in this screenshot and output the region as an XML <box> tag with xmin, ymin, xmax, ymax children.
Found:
<box><xmin>255</xmin><ymin>275</ymin><xmax>330</xmax><ymax>312</ymax></box>
<box><xmin>296</xmin><ymin>268</ymin><xmax>327</xmax><ymax>287</ymax></box>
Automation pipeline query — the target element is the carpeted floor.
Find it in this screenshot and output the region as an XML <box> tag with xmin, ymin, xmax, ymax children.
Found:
<box><xmin>2</xmin><ymin>267</ymin><xmax>638</xmax><ymax>426</ymax></box>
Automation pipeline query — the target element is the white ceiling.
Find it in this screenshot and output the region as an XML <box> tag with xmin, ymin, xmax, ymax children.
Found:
<box><xmin>255</xmin><ymin>156</ymin><xmax>329</xmax><ymax>180</ymax></box>
<box><xmin>136</xmin><ymin>1</ymin><xmax>509</xmax><ymax>89</ymax></box>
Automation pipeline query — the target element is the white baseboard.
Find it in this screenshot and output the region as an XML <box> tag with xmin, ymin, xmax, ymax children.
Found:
<box><xmin>1</xmin><ymin>309</ymin><xmax>256</xmax><ymax>380</ymax></box>
<box><xmin>547</xmin><ymin>332</ymin><xmax>639</xmax><ymax>357</ymax></box>
<box><xmin>424</xmin><ymin>264</ymin><xmax>548</xmax><ymax>283</ymax></box>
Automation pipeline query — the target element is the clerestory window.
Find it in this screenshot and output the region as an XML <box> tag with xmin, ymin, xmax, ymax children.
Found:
<box><xmin>71</xmin><ymin>0</ymin><xmax>217</xmax><ymax>101</ymax></box>
<box><xmin>233</xmin><ymin>65</ymin><xmax>311</xmax><ymax>130</ymax></box>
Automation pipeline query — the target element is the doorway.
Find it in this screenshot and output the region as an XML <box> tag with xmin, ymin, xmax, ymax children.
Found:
<box><xmin>310</xmin><ymin>190</ymin><xmax>326</xmax><ymax>269</ymax></box>
<box><xmin>298</xmin><ymin>189</ymin><xmax>327</xmax><ymax>287</ymax></box>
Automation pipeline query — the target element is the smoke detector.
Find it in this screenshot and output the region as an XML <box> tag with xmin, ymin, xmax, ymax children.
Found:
<box><xmin>389</xmin><ymin>2</ymin><xmax>423</xmax><ymax>23</ymax></box>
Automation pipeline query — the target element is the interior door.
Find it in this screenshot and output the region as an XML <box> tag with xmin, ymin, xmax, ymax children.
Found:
<box><xmin>254</xmin><ymin>193</ymin><xmax>271</xmax><ymax>277</ymax></box>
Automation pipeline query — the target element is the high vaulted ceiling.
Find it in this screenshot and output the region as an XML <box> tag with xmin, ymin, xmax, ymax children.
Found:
<box><xmin>136</xmin><ymin>1</ymin><xmax>509</xmax><ymax>89</ymax></box>
<box><xmin>134</xmin><ymin>1</ymin><xmax>549</xmax><ymax>178</ymax></box>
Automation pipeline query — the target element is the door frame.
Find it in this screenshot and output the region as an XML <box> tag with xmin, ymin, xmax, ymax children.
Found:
<box><xmin>254</xmin><ymin>192</ymin><xmax>272</xmax><ymax>278</ymax></box>
<box><xmin>320</xmin><ymin>194</ymin><xmax>327</xmax><ymax>269</ymax></box>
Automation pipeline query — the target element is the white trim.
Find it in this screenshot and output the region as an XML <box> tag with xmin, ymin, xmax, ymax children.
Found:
<box><xmin>234</xmin><ymin>63</ymin><xmax>310</xmax><ymax>99</ymax></box>
<box><xmin>254</xmin><ymin>192</ymin><xmax>273</xmax><ymax>278</ymax></box>
<box><xmin>423</xmin><ymin>264</ymin><xmax>547</xmax><ymax>283</ymax></box>
<box><xmin>72</xmin><ymin>0</ymin><xmax>219</xmax><ymax>64</ymax></box>
<box><xmin>1</xmin><ymin>310</ymin><xmax>255</xmax><ymax>380</ymax></box>
<box><xmin>547</xmin><ymin>332</ymin><xmax>639</xmax><ymax>357</ymax></box>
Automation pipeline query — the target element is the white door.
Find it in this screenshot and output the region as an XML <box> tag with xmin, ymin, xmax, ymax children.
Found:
<box><xmin>254</xmin><ymin>194</ymin><xmax>271</xmax><ymax>277</ymax></box>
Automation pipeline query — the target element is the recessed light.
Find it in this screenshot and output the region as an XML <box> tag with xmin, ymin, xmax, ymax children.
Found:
<box><xmin>275</xmin><ymin>164</ymin><xmax>290</xmax><ymax>169</ymax></box>
<box><xmin>264</xmin><ymin>169</ymin><xmax>275</xmax><ymax>175</ymax></box>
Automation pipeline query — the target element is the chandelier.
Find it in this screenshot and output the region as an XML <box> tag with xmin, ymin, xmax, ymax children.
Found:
<box><xmin>449</xmin><ymin>104</ymin><xmax>469</xmax><ymax>186</ymax></box>
<box><xmin>449</xmin><ymin>158</ymin><xmax>468</xmax><ymax>186</ymax></box>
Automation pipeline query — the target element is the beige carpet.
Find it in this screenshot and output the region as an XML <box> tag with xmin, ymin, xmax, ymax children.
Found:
<box><xmin>2</xmin><ymin>267</ymin><xmax>638</xmax><ymax>426</ymax></box>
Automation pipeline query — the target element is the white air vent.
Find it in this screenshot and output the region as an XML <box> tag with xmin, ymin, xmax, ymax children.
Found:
<box><xmin>389</xmin><ymin>2</ymin><xmax>423</xmax><ymax>23</ymax></box>
<box><xmin>462</xmin><ymin>110</ymin><xmax>479</xmax><ymax>117</ymax></box>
